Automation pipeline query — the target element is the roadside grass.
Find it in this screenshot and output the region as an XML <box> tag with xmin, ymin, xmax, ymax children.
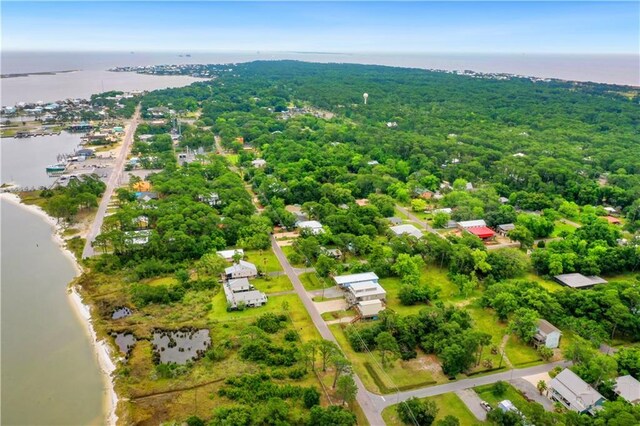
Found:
<box><xmin>382</xmin><ymin>392</ymin><xmax>483</xmax><ymax>426</ymax></box>
<box><xmin>329</xmin><ymin>324</ymin><xmax>445</xmax><ymax>394</ymax></box>
<box><xmin>281</xmin><ymin>245</ymin><xmax>306</xmax><ymax>267</ymax></box>
<box><xmin>244</xmin><ymin>248</ymin><xmax>282</xmax><ymax>272</ymax></box>
<box><xmin>299</xmin><ymin>272</ymin><xmax>333</xmax><ymax>291</ymax></box>
<box><xmin>252</xmin><ymin>275</ymin><xmax>293</xmax><ymax>294</ymax></box>
<box><xmin>321</xmin><ymin>310</ymin><xmax>355</xmax><ymax>321</ymax></box>
<box><xmin>475</xmin><ymin>382</ymin><xmax>530</xmax><ymax>412</ymax></box>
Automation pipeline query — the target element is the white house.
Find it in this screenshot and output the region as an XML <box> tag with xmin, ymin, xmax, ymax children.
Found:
<box><xmin>225</xmin><ymin>260</ymin><xmax>258</xmax><ymax>279</ymax></box>
<box><xmin>534</xmin><ymin>319</ymin><xmax>562</xmax><ymax>349</ymax></box>
<box><xmin>614</xmin><ymin>375</ymin><xmax>640</xmax><ymax>405</ymax></box>
<box><xmin>357</xmin><ymin>299</ymin><xmax>384</xmax><ymax>319</ymax></box>
<box><xmin>390</xmin><ymin>224</ymin><xmax>423</xmax><ymax>239</ymax></box>
<box><xmin>125</xmin><ymin>230</ymin><xmax>152</xmax><ymax>245</ymax></box>
<box><xmin>251</xmin><ymin>158</ymin><xmax>267</xmax><ymax>168</ymax></box>
<box><xmin>334</xmin><ymin>272</ymin><xmax>379</xmax><ymax>289</ymax></box>
<box><xmin>297</xmin><ymin>220</ymin><xmax>324</xmax><ymax>235</ymax></box>
<box><xmin>217</xmin><ymin>249</ymin><xmax>244</xmax><ymax>261</ymax></box>
<box><xmin>346</xmin><ymin>281</ymin><xmax>386</xmax><ymax>305</ymax></box>
<box><xmin>457</xmin><ymin>219</ymin><xmax>487</xmax><ymax>229</ymax></box>
<box><xmin>223</xmin><ymin>277</ymin><xmax>267</xmax><ymax>309</ymax></box>
<box><xmin>550</xmin><ymin>369</ymin><xmax>605</xmax><ymax>414</ymax></box>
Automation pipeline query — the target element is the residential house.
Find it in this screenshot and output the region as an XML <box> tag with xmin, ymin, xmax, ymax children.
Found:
<box><xmin>613</xmin><ymin>375</ymin><xmax>640</xmax><ymax>405</ymax></box>
<box><xmin>390</xmin><ymin>224</ymin><xmax>423</xmax><ymax>239</ymax></box>
<box><xmin>534</xmin><ymin>319</ymin><xmax>562</xmax><ymax>349</ymax></box>
<box><xmin>549</xmin><ymin>369</ymin><xmax>606</xmax><ymax>414</ymax></box>
<box><xmin>222</xmin><ymin>277</ymin><xmax>267</xmax><ymax>309</ymax></box>
<box><xmin>334</xmin><ymin>272</ymin><xmax>380</xmax><ymax>289</ymax></box>
<box><xmin>321</xmin><ymin>247</ymin><xmax>342</xmax><ymax>259</ymax></box>
<box><xmin>346</xmin><ymin>281</ymin><xmax>387</xmax><ymax>306</ymax></box>
<box><xmin>387</xmin><ymin>217</ymin><xmax>403</xmax><ymax>226</ymax></box>
<box><xmin>225</xmin><ymin>260</ymin><xmax>258</xmax><ymax>279</ymax></box>
<box><xmin>217</xmin><ymin>249</ymin><xmax>244</xmax><ymax>261</ymax></box>
<box><xmin>466</xmin><ymin>226</ymin><xmax>496</xmax><ymax>240</ymax></box>
<box><xmin>136</xmin><ymin>191</ymin><xmax>159</xmax><ymax>202</ymax></box>
<box><xmin>603</xmin><ymin>207</ymin><xmax>618</xmax><ymax>215</ymax></box>
<box><xmin>251</xmin><ymin>158</ymin><xmax>267</xmax><ymax>168</ymax></box>
<box><xmin>125</xmin><ymin>230</ymin><xmax>152</xmax><ymax>245</ymax></box>
<box><xmin>433</xmin><ymin>208</ymin><xmax>453</xmax><ymax>215</ymax></box>
<box><xmin>604</xmin><ymin>216</ymin><xmax>621</xmax><ymax>225</ymax></box>
<box><xmin>356</xmin><ymin>299</ymin><xmax>385</xmax><ymax>319</ymax></box>
<box><xmin>497</xmin><ymin>223</ymin><xmax>516</xmax><ymax>236</ymax></box>
<box><xmin>200</xmin><ymin>192</ymin><xmax>221</xmax><ymax>207</ymax></box>
<box><xmin>457</xmin><ymin>219</ymin><xmax>487</xmax><ymax>229</ymax></box>
<box><xmin>499</xmin><ymin>197</ymin><xmax>509</xmax><ymax>204</ymax></box>
<box><xmin>297</xmin><ymin>220</ymin><xmax>324</xmax><ymax>235</ymax></box>
<box><xmin>554</xmin><ymin>273</ymin><xmax>608</xmax><ymax>289</ymax></box>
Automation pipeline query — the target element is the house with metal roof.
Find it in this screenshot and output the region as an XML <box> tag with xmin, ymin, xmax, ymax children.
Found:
<box><xmin>497</xmin><ymin>223</ymin><xmax>516</xmax><ymax>236</ymax></box>
<box><xmin>534</xmin><ymin>319</ymin><xmax>562</xmax><ymax>349</ymax></box>
<box><xmin>390</xmin><ymin>224</ymin><xmax>423</xmax><ymax>239</ymax></box>
<box><xmin>549</xmin><ymin>369</ymin><xmax>605</xmax><ymax>414</ymax></box>
<box><xmin>346</xmin><ymin>281</ymin><xmax>386</xmax><ymax>306</ymax></box>
<box><xmin>457</xmin><ymin>219</ymin><xmax>487</xmax><ymax>229</ymax></box>
<box><xmin>217</xmin><ymin>249</ymin><xmax>244</xmax><ymax>261</ymax></box>
<box><xmin>225</xmin><ymin>260</ymin><xmax>258</xmax><ymax>279</ymax></box>
<box><xmin>222</xmin><ymin>277</ymin><xmax>267</xmax><ymax>310</ymax></box>
<box><xmin>466</xmin><ymin>226</ymin><xmax>496</xmax><ymax>240</ymax></box>
<box><xmin>334</xmin><ymin>272</ymin><xmax>379</xmax><ymax>288</ymax></box>
<box><xmin>297</xmin><ymin>220</ymin><xmax>324</xmax><ymax>235</ymax></box>
<box><xmin>614</xmin><ymin>375</ymin><xmax>640</xmax><ymax>404</ymax></box>
<box><xmin>554</xmin><ymin>273</ymin><xmax>607</xmax><ymax>289</ymax></box>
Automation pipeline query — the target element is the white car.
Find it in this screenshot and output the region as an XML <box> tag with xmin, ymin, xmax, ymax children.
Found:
<box><xmin>480</xmin><ymin>401</ymin><xmax>492</xmax><ymax>412</ymax></box>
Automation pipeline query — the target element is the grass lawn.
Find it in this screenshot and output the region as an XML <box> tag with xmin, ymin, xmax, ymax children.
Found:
<box><xmin>281</xmin><ymin>245</ymin><xmax>306</xmax><ymax>267</ymax></box>
<box><xmin>505</xmin><ymin>335</ymin><xmax>542</xmax><ymax>367</ymax></box>
<box><xmin>299</xmin><ymin>272</ymin><xmax>333</xmax><ymax>291</ymax></box>
<box><xmin>321</xmin><ymin>310</ymin><xmax>355</xmax><ymax>321</ymax></box>
<box><xmin>329</xmin><ymin>324</ymin><xmax>445</xmax><ymax>394</ymax></box>
<box><xmin>252</xmin><ymin>275</ymin><xmax>293</xmax><ymax>294</ymax></box>
<box><xmin>475</xmin><ymin>382</ymin><xmax>530</xmax><ymax>412</ymax></box>
<box><xmin>552</xmin><ymin>220</ymin><xmax>578</xmax><ymax>237</ymax></box>
<box><xmin>244</xmin><ymin>248</ymin><xmax>282</xmax><ymax>272</ymax></box>
<box><xmin>146</xmin><ymin>276</ymin><xmax>179</xmax><ymax>287</ymax></box>
<box><xmin>382</xmin><ymin>392</ymin><xmax>483</xmax><ymax>426</ymax></box>
<box><xmin>525</xmin><ymin>273</ymin><xmax>565</xmax><ymax>292</ymax></box>
<box><xmin>465</xmin><ymin>305</ymin><xmax>508</xmax><ymax>370</ymax></box>
<box><xmin>225</xmin><ymin>154</ymin><xmax>239</xmax><ymax>165</ymax></box>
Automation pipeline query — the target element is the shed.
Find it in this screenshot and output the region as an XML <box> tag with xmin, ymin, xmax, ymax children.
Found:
<box><xmin>357</xmin><ymin>299</ymin><xmax>384</xmax><ymax>318</ymax></box>
<box><xmin>217</xmin><ymin>249</ymin><xmax>244</xmax><ymax>261</ymax></box>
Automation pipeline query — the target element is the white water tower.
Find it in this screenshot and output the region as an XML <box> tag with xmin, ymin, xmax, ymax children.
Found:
<box><xmin>363</xmin><ymin>93</ymin><xmax>368</xmax><ymax>105</ymax></box>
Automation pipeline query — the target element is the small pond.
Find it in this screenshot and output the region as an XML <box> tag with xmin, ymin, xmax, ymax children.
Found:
<box><xmin>113</xmin><ymin>333</ymin><xmax>137</xmax><ymax>355</ymax></box>
<box><xmin>152</xmin><ymin>329</ymin><xmax>211</xmax><ymax>364</ymax></box>
<box><xmin>112</xmin><ymin>307</ymin><xmax>133</xmax><ymax>320</ymax></box>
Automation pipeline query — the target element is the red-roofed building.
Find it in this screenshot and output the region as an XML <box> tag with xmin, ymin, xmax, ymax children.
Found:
<box><xmin>466</xmin><ymin>226</ymin><xmax>496</xmax><ymax>240</ymax></box>
<box><xmin>605</xmin><ymin>216</ymin><xmax>621</xmax><ymax>225</ymax></box>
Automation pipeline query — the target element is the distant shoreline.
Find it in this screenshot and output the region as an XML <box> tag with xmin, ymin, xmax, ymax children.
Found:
<box><xmin>1</xmin><ymin>70</ymin><xmax>78</xmax><ymax>79</ymax></box>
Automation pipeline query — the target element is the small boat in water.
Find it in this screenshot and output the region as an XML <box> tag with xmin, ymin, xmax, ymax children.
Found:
<box><xmin>46</xmin><ymin>163</ymin><xmax>66</xmax><ymax>173</ymax></box>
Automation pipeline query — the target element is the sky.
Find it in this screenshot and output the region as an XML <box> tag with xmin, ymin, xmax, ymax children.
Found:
<box><xmin>2</xmin><ymin>1</ymin><xmax>639</xmax><ymax>54</ymax></box>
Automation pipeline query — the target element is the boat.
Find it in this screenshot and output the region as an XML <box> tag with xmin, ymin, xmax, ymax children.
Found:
<box><xmin>46</xmin><ymin>163</ymin><xmax>66</xmax><ymax>173</ymax></box>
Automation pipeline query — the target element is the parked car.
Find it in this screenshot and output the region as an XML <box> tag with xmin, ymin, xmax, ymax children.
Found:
<box><xmin>480</xmin><ymin>401</ymin><xmax>492</xmax><ymax>412</ymax></box>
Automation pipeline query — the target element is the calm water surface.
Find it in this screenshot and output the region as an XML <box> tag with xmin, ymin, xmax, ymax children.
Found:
<box><xmin>1</xmin><ymin>199</ymin><xmax>104</xmax><ymax>425</ymax></box>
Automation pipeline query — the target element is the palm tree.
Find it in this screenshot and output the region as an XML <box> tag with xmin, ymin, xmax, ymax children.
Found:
<box><xmin>537</xmin><ymin>380</ymin><xmax>548</xmax><ymax>396</ymax></box>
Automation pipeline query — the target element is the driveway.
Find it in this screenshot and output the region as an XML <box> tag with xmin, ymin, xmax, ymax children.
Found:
<box><xmin>314</xmin><ymin>299</ymin><xmax>348</xmax><ymax>314</ymax></box>
<box><xmin>308</xmin><ymin>286</ymin><xmax>344</xmax><ymax>299</ymax></box>
<box><xmin>455</xmin><ymin>389</ymin><xmax>487</xmax><ymax>421</ymax></box>
<box><xmin>510</xmin><ymin>377</ymin><xmax>555</xmax><ymax>411</ymax></box>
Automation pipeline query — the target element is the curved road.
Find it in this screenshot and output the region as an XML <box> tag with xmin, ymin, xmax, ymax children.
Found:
<box><xmin>82</xmin><ymin>106</ymin><xmax>141</xmax><ymax>258</ymax></box>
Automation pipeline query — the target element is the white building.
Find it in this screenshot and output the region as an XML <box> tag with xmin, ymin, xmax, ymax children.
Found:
<box><xmin>550</xmin><ymin>369</ymin><xmax>605</xmax><ymax>414</ymax></box>
<box><xmin>357</xmin><ymin>299</ymin><xmax>384</xmax><ymax>319</ymax></box>
<box><xmin>390</xmin><ymin>224</ymin><xmax>423</xmax><ymax>239</ymax></box>
<box><xmin>334</xmin><ymin>272</ymin><xmax>379</xmax><ymax>288</ymax></box>
<box><xmin>533</xmin><ymin>319</ymin><xmax>562</xmax><ymax>349</ymax></box>
<box><xmin>457</xmin><ymin>219</ymin><xmax>487</xmax><ymax>229</ymax></box>
<box><xmin>217</xmin><ymin>249</ymin><xmax>244</xmax><ymax>261</ymax></box>
<box><xmin>223</xmin><ymin>277</ymin><xmax>267</xmax><ymax>309</ymax></box>
<box><xmin>251</xmin><ymin>158</ymin><xmax>267</xmax><ymax>168</ymax></box>
<box><xmin>297</xmin><ymin>220</ymin><xmax>324</xmax><ymax>235</ymax></box>
<box><xmin>346</xmin><ymin>281</ymin><xmax>386</xmax><ymax>306</ymax></box>
<box><xmin>614</xmin><ymin>375</ymin><xmax>640</xmax><ymax>405</ymax></box>
<box><xmin>225</xmin><ymin>260</ymin><xmax>258</xmax><ymax>279</ymax></box>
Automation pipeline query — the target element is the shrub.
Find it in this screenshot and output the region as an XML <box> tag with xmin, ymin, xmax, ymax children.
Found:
<box><xmin>492</xmin><ymin>380</ymin><xmax>508</xmax><ymax>396</ymax></box>
<box><xmin>302</xmin><ymin>387</ymin><xmax>320</xmax><ymax>408</ymax></box>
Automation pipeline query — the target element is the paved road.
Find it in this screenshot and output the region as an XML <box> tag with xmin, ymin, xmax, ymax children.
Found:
<box><xmin>455</xmin><ymin>389</ymin><xmax>487</xmax><ymax>421</ymax></box>
<box><xmin>82</xmin><ymin>106</ymin><xmax>141</xmax><ymax>258</ymax></box>
<box><xmin>372</xmin><ymin>360</ymin><xmax>570</xmax><ymax>410</ymax></box>
<box><xmin>270</xmin><ymin>236</ymin><xmax>385</xmax><ymax>425</ymax></box>
<box><xmin>395</xmin><ymin>204</ymin><xmax>439</xmax><ymax>236</ymax></box>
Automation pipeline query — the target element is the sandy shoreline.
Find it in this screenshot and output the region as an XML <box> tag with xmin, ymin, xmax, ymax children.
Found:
<box><xmin>0</xmin><ymin>192</ymin><xmax>119</xmax><ymax>425</ymax></box>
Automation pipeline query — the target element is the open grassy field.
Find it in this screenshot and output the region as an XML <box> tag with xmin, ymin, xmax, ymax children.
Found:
<box><xmin>525</xmin><ymin>273</ymin><xmax>565</xmax><ymax>292</ymax></box>
<box><xmin>552</xmin><ymin>220</ymin><xmax>578</xmax><ymax>237</ymax></box>
<box><xmin>244</xmin><ymin>248</ymin><xmax>282</xmax><ymax>272</ymax></box>
<box><xmin>382</xmin><ymin>392</ymin><xmax>484</xmax><ymax>426</ymax></box>
<box><xmin>281</xmin><ymin>245</ymin><xmax>306</xmax><ymax>267</ymax></box>
<box><xmin>252</xmin><ymin>275</ymin><xmax>293</xmax><ymax>294</ymax></box>
<box><xmin>505</xmin><ymin>335</ymin><xmax>542</xmax><ymax>367</ymax></box>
